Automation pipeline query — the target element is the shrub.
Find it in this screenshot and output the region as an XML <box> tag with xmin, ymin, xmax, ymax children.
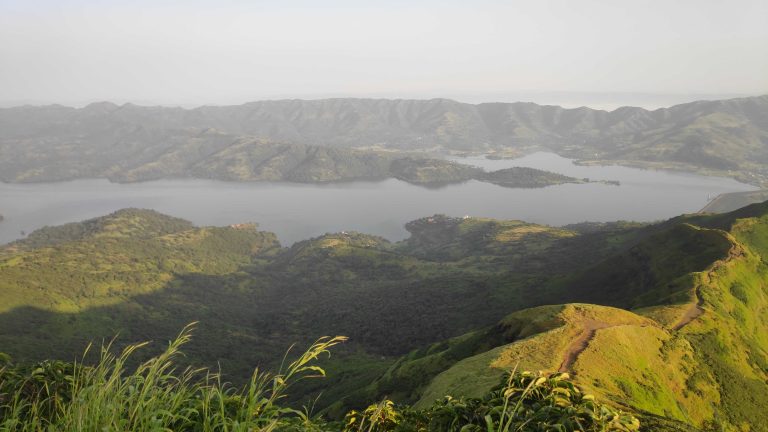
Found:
<box><xmin>348</xmin><ymin>370</ymin><xmax>640</xmax><ymax>432</ymax></box>
<box><xmin>1</xmin><ymin>327</ymin><xmax>640</xmax><ymax>432</ymax></box>
<box><xmin>0</xmin><ymin>324</ymin><xmax>346</xmax><ymax>431</ymax></box>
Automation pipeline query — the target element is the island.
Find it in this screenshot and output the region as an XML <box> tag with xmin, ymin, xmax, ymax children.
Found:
<box><xmin>389</xmin><ymin>157</ymin><xmax>617</xmax><ymax>188</ymax></box>
<box><xmin>389</xmin><ymin>157</ymin><xmax>481</xmax><ymax>185</ymax></box>
<box><xmin>479</xmin><ymin>167</ymin><xmax>585</xmax><ymax>188</ymax></box>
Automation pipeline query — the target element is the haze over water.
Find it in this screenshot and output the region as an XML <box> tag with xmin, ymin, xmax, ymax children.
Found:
<box><xmin>0</xmin><ymin>153</ymin><xmax>756</xmax><ymax>246</ymax></box>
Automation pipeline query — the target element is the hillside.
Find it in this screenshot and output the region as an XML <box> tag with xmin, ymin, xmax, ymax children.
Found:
<box><xmin>0</xmin><ymin>209</ymin><xmax>280</xmax><ymax>314</ymax></box>
<box><xmin>1</xmin><ymin>95</ymin><xmax>767</xmax><ymax>185</ymax></box>
<box><xmin>0</xmin><ymin>211</ymin><xmax>608</xmax><ymax>393</ymax></box>
<box><xmin>362</xmin><ymin>203</ymin><xmax>768</xmax><ymax>431</ymax></box>
<box><xmin>2</xmin><ymin>204</ymin><xmax>768</xmax><ymax>429</ymax></box>
<box><xmin>0</xmin><ymin>130</ymin><xmax>590</xmax><ymax>188</ymax></box>
<box><xmin>0</xmin><ymin>211</ymin><xmax>637</xmax><ymax>391</ymax></box>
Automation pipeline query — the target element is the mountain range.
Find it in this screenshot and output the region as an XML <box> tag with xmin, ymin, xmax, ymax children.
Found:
<box><xmin>1</xmin><ymin>95</ymin><xmax>767</xmax><ymax>185</ymax></box>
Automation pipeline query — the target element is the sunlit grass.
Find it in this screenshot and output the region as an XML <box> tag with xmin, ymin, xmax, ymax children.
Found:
<box><xmin>0</xmin><ymin>323</ymin><xmax>346</xmax><ymax>431</ymax></box>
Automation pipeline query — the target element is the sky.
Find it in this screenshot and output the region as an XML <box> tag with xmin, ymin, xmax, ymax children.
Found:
<box><xmin>1</xmin><ymin>0</ymin><xmax>767</xmax><ymax>109</ymax></box>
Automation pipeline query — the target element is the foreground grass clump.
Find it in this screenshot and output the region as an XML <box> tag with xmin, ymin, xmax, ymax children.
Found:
<box><xmin>0</xmin><ymin>326</ymin><xmax>639</xmax><ymax>431</ymax></box>
<box><xmin>344</xmin><ymin>369</ymin><xmax>639</xmax><ymax>432</ymax></box>
<box><xmin>0</xmin><ymin>324</ymin><xmax>346</xmax><ymax>431</ymax></box>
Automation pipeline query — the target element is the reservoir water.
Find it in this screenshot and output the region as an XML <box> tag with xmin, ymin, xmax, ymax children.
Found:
<box><xmin>0</xmin><ymin>153</ymin><xmax>757</xmax><ymax>246</ymax></box>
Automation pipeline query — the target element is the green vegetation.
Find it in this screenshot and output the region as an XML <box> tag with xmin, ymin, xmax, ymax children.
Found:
<box><xmin>0</xmin><ymin>209</ymin><xmax>621</xmax><ymax>385</ymax></box>
<box><xmin>387</xmin><ymin>158</ymin><xmax>585</xmax><ymax>188</ymax></box>
<box><xmin>388</xmin><ymin>157</ymin><xmax>481</xmax><ymax>185</ymax></box>
<box><xmin>385</xmin><ymin>203</ymin><xmax>768</xmax><ymax>431</ymax></box>
<box><xmin>0</xmin><ymin>327</ymin><xmax>638</xmax><ymax>431</ymax></box>
<box><xmin>478</xmin><ymin>166</ymin><xmax>586</xmax><ymax>188</ymax></box>
<box><xmin>3</xmin><ymin>201</ymin><xmax>768</xmax><ymax>429</ymax></box>
<box><xmin>344</xmin><ymin>370</ymin><xmax>639</xmax><ymax>432</ymax></box>
<box><xmin>0</xmin><ymin>325</ymin><xmax>348</xmax><ymax>431</ymax></box>
<box><xmin>0</xmin><ymin>209</ymin><xmax>280</xmax><ymax>314</ymax></box>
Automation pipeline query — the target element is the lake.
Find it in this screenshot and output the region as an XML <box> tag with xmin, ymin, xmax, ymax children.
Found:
<box><xmin>0</xmin><ymin>153</ymin><xmax>757</xmax><ymax>246</ymax></box>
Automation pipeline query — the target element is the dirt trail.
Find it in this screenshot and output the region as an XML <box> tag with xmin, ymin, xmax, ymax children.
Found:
<box><xmin>559</xmin><ymin>287</ymin><xmax>706</xmax><ymax>373</ymax></box>
<box><xmin>558</xmin><ymin>243</ymin><xmax>743</xmax><ymax>373</ymax></box>
<box><xmin>558</xmin><ymin>319</ymin><xmax>613</xmax><ymax>373</ymax></box>
<box><xmin>671</xmin><ymin>243</ymin><xmax>744</xmax><ymax>331</ymax></box>
<box><xmin>672</xmin><ymin>291</ymin><xmax>704</xmax><ymax>331</ymax></box>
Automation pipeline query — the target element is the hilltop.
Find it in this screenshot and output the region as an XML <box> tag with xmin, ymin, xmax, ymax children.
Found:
<box><xmin>1</xmin><ymin>203</ymin><xmax>768</xmax><ymax>429</ymax></box>
<box><xmin>1</xmin><ymin>95</ymin><xmax>767</xmax><ymax>185</ymax></box>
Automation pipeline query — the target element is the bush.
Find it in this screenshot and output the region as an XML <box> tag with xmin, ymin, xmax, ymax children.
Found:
<box><xmin>0</xmin><ymin>324</ymin><xmax>346</xmax><ymax>431</ymax></box>
<box><xmin>346</xmin><ymin>370</ymin><xmax>640</xmax><ymax>432</ymax></box>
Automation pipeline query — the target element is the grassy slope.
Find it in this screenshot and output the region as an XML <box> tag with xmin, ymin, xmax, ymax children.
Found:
<box><xmin>0</xmin><ymin>209</ymin><xmax>280</xmax><ymax>314</ymax></box>
<box><xmin>400</xmin><ymin>204</ymin><xmax>768</xmax><ymax>431</ymax></box>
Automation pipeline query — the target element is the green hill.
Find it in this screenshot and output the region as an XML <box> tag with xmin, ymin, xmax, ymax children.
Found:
<box><xmin>362</xmin><ymin>205</ymin><xmax>768</xmax><ymax>431</ymax></box>
<box><xmin>2</xmin><ymin>203</ymin><xmax>768</xmax><ymax>429</ymax></box>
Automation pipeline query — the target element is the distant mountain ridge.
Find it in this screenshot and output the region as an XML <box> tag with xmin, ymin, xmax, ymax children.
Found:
<box><xmin>1</xmin><ymin>95</ymin><xmax>767</xmax><ymax>185</ymax></box>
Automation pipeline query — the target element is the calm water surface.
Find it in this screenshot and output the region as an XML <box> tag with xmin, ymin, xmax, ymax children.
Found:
<box><xmin>0</xmin><ymin>153</ymin><xmax>757</xmax><ymax>245</ymax></box>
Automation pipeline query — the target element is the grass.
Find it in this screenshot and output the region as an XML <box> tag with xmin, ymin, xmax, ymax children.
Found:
<box><xmin>416</xmin><ymin>304</ymin><xmax>657</xmax><ymax>408</ymax></box>
<box><xmin>572</xmin><ymin>326</ymin><xmax>710</xmax><ymax>423</ymax></box>
<box><xmin>0</xmin><ymin>324</ymin><xmax>347</xmax><ymax>431</ymax></box>
<box><xmin>347</xmin><ymin>370</ymin><xmax>640</xmax><ymax>432</ymax></box>
<box><xmin>411</xmin><ymin>207</ymin><xmax>768</xmax><ymax>431</ymax></box>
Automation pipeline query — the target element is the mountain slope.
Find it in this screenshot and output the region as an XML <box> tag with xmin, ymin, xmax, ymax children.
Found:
<box><xmin>0</xmin><ymin>209</ymin><xmax>279</xmax><ymax>314</ymax></box>
<box><xmin>377</xmin><ymin>205</ymin><xmax>768</xmax><ymax>431</ymax></box>
<box><xmin>0</xmin><ymin>211</ymin><xmax>607</xmax><ymax>391</ymax></box>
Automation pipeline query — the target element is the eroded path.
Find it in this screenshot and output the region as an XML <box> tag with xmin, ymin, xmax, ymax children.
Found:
<box><xmin>559</xmin><ymin>295</ymin><xmax>706</xmax><ymax>373</ymax></box>
<box><xmin>674</xmin><ymin>243</ymin><xmax>744</xmax><ymax>331</ymax></box>
<box><xmin>672</xmin><ymin>281</ymin><xmax>709</xmax><ymax>331</ymax></box>
<box><xmin>558</xmin><ymin>319</ymin><xmax>658</xmax><ymax>373</ymax></box>
<box><xmin>672</xmin><ymin>301</ymin><xmax>703</xmax><ymax>331</ymax></box>
<box><xmin>558</xmin><ymin>241</ymin><xmax>742</xmax><ymax>373</ymax></box>
<box><xmin>557</xmin><ymin>319</ymin><xmax>613</xmax><ymax>373</ymax></box>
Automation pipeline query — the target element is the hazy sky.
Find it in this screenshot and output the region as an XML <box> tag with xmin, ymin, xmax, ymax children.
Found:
<box><xmin>1</xmin><ymin>0</ymin><xmax>767</xmax><ymax>108</ymax></box>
